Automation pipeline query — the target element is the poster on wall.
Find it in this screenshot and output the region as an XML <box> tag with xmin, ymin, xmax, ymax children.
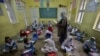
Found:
<box><xmin>0</xmin><ymin>6</ymin><xmax>3</xmax><ymax>15</ymax></box>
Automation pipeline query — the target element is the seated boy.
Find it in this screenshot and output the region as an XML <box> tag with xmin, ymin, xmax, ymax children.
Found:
<box><xmin>45</xmin><ymin>28</ymin><xmax>53</xmax><ymax>39</ymax></box>
<box><xmin>61</xmin><ymin>33</ymin><xmax>75</xmax><ymax>55</ymax></box>
<box><xmin>31</xmin><ymin>30</ymin><xmax>39</xmax><ymax>44</ymax></box>
<box><xmin>37</xmin><ymin>27</ymin><xmax>42</xmax><ymax>35</ymax></box>
<box><xmin>48</xmin><ymin>21</ymin><xmax>52</xmax><ymax>27</ymax></box>
<box><xmin>40</xmin><ymin>21</ymin><xmax>45</xmax><ymax>30</ymax></box>
<box><xmin>70</xmin><ymin>27</ymin><xmax>78</xmax><ymax>36</ymax></box>
<box><xmin>76</xmin><ymin>31</ymin><xmax>85</xmax><ymax>43</ymax></box>
<box><xmin>41</xmin><ymin>38</ymin><xmax>57</xmax><ymax>55</ymax></box>
<box><xmin>75</xmin><ymin>30</ymin><xmax>82</xmax><ymax>41</ymax></box>
<box><xmin>22</xmin><ymin>38</ymin><xmax>36</xmax><ymax>56</ymax></box>
<box><xmin>19</xmin><ymin>30</ymin><xmax>28</xmax><ymax>42</ymax></box>
<box><xmin>67</xmin><ymin>25</ymin><xmax>72</xmax><ymax>32</ymax></box>
<box><xmin>32</xmin><ymin>20</ymin><xmax>38</xmax><ymax>31</ymax></box>
<box><xmin>26</xmin><ymin>26</ymin><xmax>33</xmax><ymax>35</ymax></box>
<box><xmin>3</xmin><ymin>37</ymin><xmax>17</xmax><ymax>52</ymax></box>
<box><xmin>48</xmin><ymin>25</ymin><xmax>53</xmax><ymax>33</ymax></box>
<box><xmin>83</xmin><ymin>37</ymin><xmax>97</xmax><ymax>55</ymax></box>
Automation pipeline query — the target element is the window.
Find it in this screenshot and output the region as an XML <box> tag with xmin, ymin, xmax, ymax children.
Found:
<box><xmin>68</xmin><ymin>3</ymin><xmax>72</xmax><ymax>21</ymax></box>
<box><xmin>75</xmin><ymin>0</ymin><xmax>87</xmax><ymax>24</ymax></box>
<box><xmin>4</xmin><ymin>0</ymin><xmax>17</xmax><ymax>24</ymax></box>
<box><xmin>93</xmin><ymin>12</ymin><xmax>100</xmax><ymax>31</ymax></box>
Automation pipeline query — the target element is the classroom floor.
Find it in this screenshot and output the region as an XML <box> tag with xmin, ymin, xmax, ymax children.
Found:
<box><xmin>0</xmin><ymin>27</ymin><xmax>91</xmax><ymax>56</ymax></box>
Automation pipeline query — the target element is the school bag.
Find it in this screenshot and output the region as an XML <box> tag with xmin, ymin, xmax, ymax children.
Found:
<box><xmin>47</xmin><ymin>52</ymin><xmax>57</xmax><ymax>56</ymax></box>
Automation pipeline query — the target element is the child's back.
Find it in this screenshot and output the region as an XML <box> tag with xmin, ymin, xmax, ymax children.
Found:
<box><xmin>32</xmin><ymin>32</ymin><xmax>39</xmax><ymax>42</ymax></box>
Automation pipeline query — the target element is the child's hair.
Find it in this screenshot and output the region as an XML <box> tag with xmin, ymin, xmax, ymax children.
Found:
<box><xmin>45</xmin><ymin>33</ymin><xmax>51</xmax><ymax>39</ymax></box>
<box><xmin>24</xmin><ymin>38</ymin><xmax>28</xmax><ymax>44</ymax></box>
<box><xmin>5</xmin><ymin>36</ymin><xmax>11</xmax><ymax>43</ymax></box>
<box><xmin>20</xmin><ymin>30</ymin><xmax>25</xmax><ymax>33</ymax></box>
<box><xmin>90</xmin><ymin>37</ymin><xmax>95</xmax><ymax>41</ymax></box>
<box><xmin>33</xmin><ymin>28</ymin><xmax>37</xmax><ymax>32</ymax></box>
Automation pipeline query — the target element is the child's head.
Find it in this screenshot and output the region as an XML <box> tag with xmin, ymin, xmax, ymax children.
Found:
<box><xmin>20</xmin><ymin>30</ymin><xmax>25</xmax><ymax>33</ymax></box>
<box><xmin>5</xmin><ymin>36</ymin><xmax>11</xmax><ymax>43</ymax></box>
<box><xmin>45</xmin><ymin>33</ymin><xmax>51</xmax><ymax>39</ymax></box>
<box><xmin>90</xmin><ymin>37</ymin><xmax>95</xmax><ymax>42</ymax></box>
<box><xmin>24</xmin><ymin>38</ymin><xmax>29</xmax><ymax>44</ymax></box>
<box><xmin>33</xmin><ymin>29</ymin><xmax>37</xmax><ymax>33</ymax></box>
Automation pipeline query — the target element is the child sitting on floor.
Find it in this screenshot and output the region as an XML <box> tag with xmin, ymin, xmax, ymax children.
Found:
<box><xmin>19</xmin><ymin>30</ymin><xmax>28</xmax><ymax>42</ymax></box>
<box><xmin>41</xmin><ymin>38</ymin><xmax>57</xmax><ymax>55</ymax></box>
<box><xmin>70</xmin><ymin>27</ymin><xmax>78</xmax><ymax>36</ymax></box>
<box><xmin>3</xmin><ymin>37</ymin><xmax>18</xmax><ymax>53</ymax></box>
<box><xmin>67</xmin><ymin>25</ymin><xmax>72</xmax><ymax>32</ymax></box>
<box><xmin>75</xmin><ymin>30</ymin><xmax>81</xmax><ymax>40</ymax></box>
<box><xmin>21</xmin><ymin>38</ymin><xmax>36</xmax><ymax>56</ymax></box>
<box><xmin>83</xmin><ymin>37</ymin><xmax>97</xmax><ymax>55</ymax></box>
<box><xmin>48</xmin><ymin>21</ymin><xmax>52</xmax><ymax>27</ymax></box>
<box><xmin>48</xmin><ymin>25</ymin><xmax>53</xmax><ymax>33</ymax></box>
<box><xmin>45</xmin><ymin>28</ymin><xmax>53</xmax><ymax>39</ymax></box>
<box><xmin>37</xmin><ymin>27</ymin><xmax>42</xmax><ymax>35</ymax></box>
<box><xmin>75</xmin><ymin>30</ymin><xmax>85</xmax><ymax>43</ymax></box>
<box><xmin>26</xmin><ymin>26</ymin><xmax>33</xmax><ymax>35</ymax></box>
<box><xmin>32</xmin><ymin>20</ymin><xmax>38</xmax><ymax>31</ymax></box>
<box><xmin>61</xmin><ymin>33</ymin><xmax>75</xmax><ymax>55</ymax></box>
<box><xmin>31</xmin><ymin>30</ymin><xmax>39</xmax><ymax>44</ymax></box>
<box><xmin>40</xmin><ymin>21</ymin><xmax>45</xmax><ymax>30</ymax></box>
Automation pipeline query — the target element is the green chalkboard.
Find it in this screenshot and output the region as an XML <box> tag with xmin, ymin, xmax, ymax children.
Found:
<box><xmin>39</xmin><ymin>8</ymin><xmax>57</xmax><ymax>18</ymax></box>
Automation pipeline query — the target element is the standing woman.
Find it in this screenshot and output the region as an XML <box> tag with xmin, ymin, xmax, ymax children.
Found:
<box><xmin>57</xmin><ymin>12</ymin><xmax>67</xmax><ymax>44</ymax></box>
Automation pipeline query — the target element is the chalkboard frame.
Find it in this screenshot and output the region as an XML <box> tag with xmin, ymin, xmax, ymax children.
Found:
<box><xmin>39</xmin><ymin>8</ymin><xmax>57</xmax><ymax>18</ymax></box>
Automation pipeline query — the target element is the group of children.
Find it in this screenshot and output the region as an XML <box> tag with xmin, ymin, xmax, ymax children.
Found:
<box><xmin>2</xmin><ymin>21</ymin><xmax>56</xmax><ymax>56</ymax></box>
<box><xmin>67</xmin><ymin>24</ymin><xmax>99</xmax><ymax>56</ymax></box>
<box><xmin>68</xmin><ymin>24</ymin><xmax>85</xmax><ymax>43</ymax></box>
<box><xmin>2</xmin><ymin>21</ymin><xmax>99</xmax><ymax>56</ymax></box>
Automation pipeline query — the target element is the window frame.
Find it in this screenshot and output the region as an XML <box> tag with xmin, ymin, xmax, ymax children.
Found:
<box><xmin>75</xmin><ymin>0</ymin><xmax>87</xmax><ymax>24</ymax></box>
<box><xmin>4</xmin><ymin>0</ymin><xmax>17</xmax><ymax>24</ymax></box>
<box><xmin>67</xmin><ymin>3</ymin><xmax>72</xmax><ymax>21</ymax></box>
<box><xmin>93</xmin><ymin>12</ymin><xmax>100</xmax><ymax>31</ymax></box>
